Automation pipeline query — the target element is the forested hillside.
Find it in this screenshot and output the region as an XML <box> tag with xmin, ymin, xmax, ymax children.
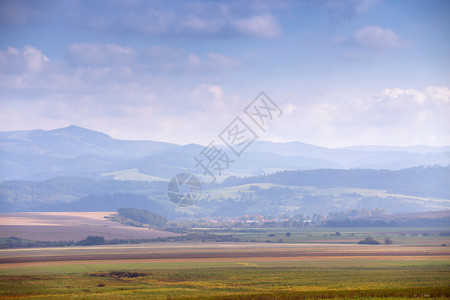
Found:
<box><xmin>222</xmin><ymin>166</ymin><xmax>450</xmax><ymax>198</ymax></box>
<box><xmin>1</xmin><ymin>166</ymin><xmax>448</xmax><ymax>218</ymax></box>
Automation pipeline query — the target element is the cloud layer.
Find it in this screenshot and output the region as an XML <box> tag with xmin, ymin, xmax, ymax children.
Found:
<box><xmin>1</xmin><ymin>43</ymin><xmax>448</xmax><ymax>146</ymax></box>
<box><xmin>1</xmin><ymin>0</ymin><xmax>449</xmax><ymax>147</ymax></box>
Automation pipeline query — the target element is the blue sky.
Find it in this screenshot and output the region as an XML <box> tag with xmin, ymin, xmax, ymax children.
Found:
<box><xmin>0</xmin><ymin>0</ymin><xmax>449</xmax><ymax>147</ymax></box>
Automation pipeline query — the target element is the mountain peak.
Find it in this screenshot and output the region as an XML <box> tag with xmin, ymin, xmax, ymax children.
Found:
<box><xmin>51</xmin><ymin>125</ymin><xmax>111</xmax><ymax>139</ymax></box>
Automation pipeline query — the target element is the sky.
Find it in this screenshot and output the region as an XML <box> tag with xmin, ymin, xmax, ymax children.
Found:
<box><xmin>0</xmin><ymin>0</ymin><xmax>449</xmax><ymax>147</ymax></box>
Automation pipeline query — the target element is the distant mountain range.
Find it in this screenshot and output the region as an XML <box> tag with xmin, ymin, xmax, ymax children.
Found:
<box><xmin>0</xmin><ymin>125</ymin><xmax>449</xmax><ymax>181</ymax></box>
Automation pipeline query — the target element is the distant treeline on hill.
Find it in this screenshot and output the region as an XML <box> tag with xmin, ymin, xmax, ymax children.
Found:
<box><xmin>324</xmin><ymin>216</ymin><xmax>450</xmax><ymax>227</ymax></box>
<box><xmin>117</xmin><ymin>207</ymin><xmax>167</xmax><ymax>228</ymax></box>
<box><xmin>222</xmin><ymin>166</ymin><xmax>450</xmax><ymax>198</ymax></box>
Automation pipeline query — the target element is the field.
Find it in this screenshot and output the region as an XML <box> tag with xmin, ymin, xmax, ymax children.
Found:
<box><xmin>201</xmin><ymin>226</ymin><xmax>450</xmax><ymax>246</ymax></box>
<box><xmin>100</xmin><ymin>168</ymin><xmax>168</xmax><ymax>182</ymax></box>
<box><xmin>0</xmin><ymin>214</ymin><xmax>448</xmax><ymax>299</ymax></box>
<box><xmin>0</xmin><ymin>212</ymin><xmax>178</xmax><ymax>241</ymax></box>
<box><xmin>0</xmin><ymin>240</ymin><xmax>449</xmax><ymax>299</ymax></box>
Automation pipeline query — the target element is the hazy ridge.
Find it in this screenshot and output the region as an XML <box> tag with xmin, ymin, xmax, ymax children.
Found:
<box><xmin>1</xmin><ymin>125</ymin><xmax>449</xmax><ymax>181</ymax></box>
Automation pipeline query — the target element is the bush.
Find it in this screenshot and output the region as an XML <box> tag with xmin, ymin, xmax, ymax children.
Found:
<box><xmin>384</xmin><ymin>237</ymin><xmax>393</xmax><ymax>245</ymax></box>
<box><xmin>358</xmin><ymin>237</ymin><xmax>380</xmax><ymax>245</ymax></box>
<box><xmin>77</xmin><ymin>236</ymin><xmax>105</xmax><ymax>246</ymax></box>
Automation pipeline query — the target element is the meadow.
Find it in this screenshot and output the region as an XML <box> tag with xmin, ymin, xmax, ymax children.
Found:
<box><xmin>0</xmin><ymin>240</ymin><xmax>449</xmax><ymax>299</ymax></box>
<box><xmin>192</xmin><ymin>226</ymin><xmax>450</xmax><ymax>246</ymax></box>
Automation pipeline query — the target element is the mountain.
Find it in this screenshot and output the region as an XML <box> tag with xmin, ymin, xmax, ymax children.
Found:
<box><xmin>0</xmin><ymin>125</ymin><xmax>449</xmax><ymax>181</ymax></box>
<box><xmin>340</xmin><ymin>145</ymin><xmax>450</xmax><ymax>153</ymax></box>
<box><xmin>249</xmin><ymin>141</ymin><xmax>450</xmax><ymax>169</ymax></box>
<box><xmin>0</xmin><ymin>125</ymin><xmax>176</xmax><ymax>158</ymax></box>
<box><xmin>0</xmin><ymin>126</ymin><xmax>177</xmax><ymax>180</ymax></box>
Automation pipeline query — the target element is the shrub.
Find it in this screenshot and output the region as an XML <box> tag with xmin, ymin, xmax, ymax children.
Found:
<box><xmin>384</xmin><ymin>237</ymin><xmax>393</xmax><ymax>245</ymax></box>
<box><xmin>77</xmin><ymin>235</ymin><xmax>105</xmax><ymax>246</ymax></box>
<box><xmin>358</xmin><ymin>237</ymin><xmax>380</xmax><ymax>245</ymax></box>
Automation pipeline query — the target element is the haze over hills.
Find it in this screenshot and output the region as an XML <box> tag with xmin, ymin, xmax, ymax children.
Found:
<box><xmin>0</xmin><ymin>126</ymin><xmax>449</xmax><ymax>217</ymax></box>
<box><xmin>0</xmin><ymin>125</ymin><xmax>449</xmax><ymax>181</ymax></box>
<box><xmin>2</xmin><ymin>126</ymin><xmax>450</xmax><ymax>181</ymax></box>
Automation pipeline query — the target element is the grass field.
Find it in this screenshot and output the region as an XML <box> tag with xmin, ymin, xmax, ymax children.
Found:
<box><xmin>0</xmin><ymin>242</ymin><xmax>449</xmax><ymax>299</ymax></box>
<box><xmin>192</xmin><ymin>226</ymin><xmax>450</xmax><ymax>246</ymax></box>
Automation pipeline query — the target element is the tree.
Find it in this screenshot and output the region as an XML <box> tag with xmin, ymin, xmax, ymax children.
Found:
<box><xmin>286</xmin><ymin>232</ymin><xmax>291</xmax><ymax>237</ymax></box>
<box><xmin>358</xmin><ymin>237</ymin><xmax>380</xmax><ymax>245</ymax></box>
<box><xmin>384</xmin><ymin>237</ymin><xmax>393</xmax><ymax>245</ymax></box>
<box><xmin>118</xmin><ymin>208</ymin><xmax>167</xmax><ymax>228</ymax></box>
<box><xmin>78</xmin><ymin>235</ymin><xmax>105</xmax><ymax>246</ymax></box>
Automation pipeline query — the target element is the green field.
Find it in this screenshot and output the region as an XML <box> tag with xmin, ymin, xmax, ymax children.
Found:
<box><xmin>0</xmin><ymin>226</ymin><xmax>449</xmax><ymax>299</ymax></box>
<box><xmin>0</xmin><ymin>259</ymin><xmax>449</xmax><ymax>299</ymax></box>
<box><xmin>192</xmin><ymin>226</ymin><xmax>450</xmax><ymax>245</ymax></box>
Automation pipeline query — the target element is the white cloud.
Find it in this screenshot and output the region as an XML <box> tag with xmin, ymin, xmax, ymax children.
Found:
<box><xmin>283</xmin><ymin>104</ymin><xmax>297</xmax><ymax>114</ymax></box>
<box><xmin>22</xmin><ymin>46</ymin><xmax>49</xmax><ymax>72</ymax></box>
<box><xmin>0</xmin><ymin>43</ymin><xmax>244</xmax><ymax>144</ymax></box>
<box><xmin>425</xmin><ymin>86</ymin><xmax>450</xmax><ymax>104</ymax></box>
<box><xmin>189</xmin><ymin>84</ymin><xmax>228</xmax><ymax>111</ymax></box>
<box><xmin>0</xmin><ymin>44</ymin><xmax>241</xmax><ymax>96</ymax></box>
<box><xmin>352</xmin><ymin>26</ymin><xmax>402</xmax><ymax>48</ymax></box>
<box><xmin>0</xmin><ymin>45</ymin><xmax>49</xmax><ymax>73</ymax></box>
<box><xmin>379</xmin><ymin>87</ymin><xmax>450</xmax><ymax>108</ymax></box>
<box><xmin>60</xmin><ymin>1</ymin><xmax>284</xmax><ymax>39</ymax></box>
<box><xmin>273</xmin><ymin>86</ymin><xmax>450</xmax><ymax>147</ymax></box>
<box><xmin>380</xmin><ymin>88</ymin><xmax>427</xmax><ymax>105</ymax></box>
<box><xmin>336</xmin><ymin>26</ymin><xmax>405</xmax><ymax>58</ymax></box>
<box><xmin>1</xmin><ymin>43</ymin><xmax>448</xmax><ymax>147</ymax></box>
<box><xmin>232</xmin><ymin>14</ymin><xmax>282</xmax><ymax>38</ymax></box>
<box><xmin>319</xmin><ymin>0</ymin><xmax>379</xmax><ymax>21</ymax></box>
<box><xmin>177</xmin><ymin>15</ymin><xmax>224</xmax><ymax>35</ymax></box>
<box><xmin>206</xmin><ymin>53</ymin><xmax>241</xmax><ymax>68</ymax></box>
<box><xmin>66</xmin><ymin>43</ymin><xmax>135</xmax><ymax>65</ymax></box>
<box><xmin>141</xmin><ymin>47</ymin><xmax>241</xmax><ymax>71</ymax></box>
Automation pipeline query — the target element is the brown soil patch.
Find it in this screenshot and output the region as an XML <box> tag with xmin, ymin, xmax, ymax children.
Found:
<box><xmin>0</xmin><ymin>255</ymin><xmax>448</xmax><ymax>269</ymax></box>
<box><xmin>1</xmin><ymin>249</ymin><xmax>449</xmax><ymax>264</ymax></box>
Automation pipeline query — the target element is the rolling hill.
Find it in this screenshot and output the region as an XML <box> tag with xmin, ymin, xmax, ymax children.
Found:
<box><xmin>0</xmin><ymin>125</ymin><xmax>449</xmax><ymax>181</ymax></box>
